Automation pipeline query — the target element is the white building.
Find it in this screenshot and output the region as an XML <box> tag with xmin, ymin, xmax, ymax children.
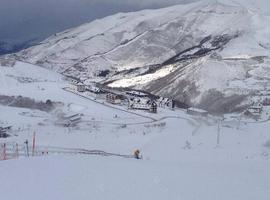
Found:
<box><xmin>244</xmin><ymin>104</ymin><xmax>263</xmax><ymax>118</ymax></box>
<box><xmin>156</xmin><ymin>97</ymin><xmax>175</xmax><ymax>110</ymax></box>
<box><xmin>126</xmin><ymin>91</ymin><xmax>148</xmax><ymax>98</ymax></box>
<box><xmin>128</xmin><ymin>98</ymin><xmax>157</xmax><ymax>113</ymax></box>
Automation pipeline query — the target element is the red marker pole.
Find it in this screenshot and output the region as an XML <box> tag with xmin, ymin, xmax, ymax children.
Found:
<box><xmin>32</xmin><ymin>132</ymin><xmax>36</xmax><ymax>157</ymax></box>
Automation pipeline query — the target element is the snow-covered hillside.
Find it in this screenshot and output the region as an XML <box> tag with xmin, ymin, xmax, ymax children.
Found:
<box><xmin>10</xmin><ymin>0</ymin><xmax>270</xmax><ymax>112</ymax></box>
<box><xmin>1</xmin><ymin>60</ymin><xmax>270</xmax><ymax>200</ymax></box>
<box><xmin>1</xmin><ymin>2</ymin><xmax>270</xmax><ymax>198</ymax></box>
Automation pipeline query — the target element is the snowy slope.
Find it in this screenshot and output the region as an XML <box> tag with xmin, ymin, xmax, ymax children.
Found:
<box><xmin>1</xmin><ymin>156</ymin><xmax>270</xmax><ymax>200</ymax></box>
<box><xmin>10</xmin><ymin>0</ymin><xmax>270</xmax><ymax>113</ymax></box>
<box><xmin>1</xmin><ymin>60</ymin><xmax>270</xmax><ymax>200</ymax></box>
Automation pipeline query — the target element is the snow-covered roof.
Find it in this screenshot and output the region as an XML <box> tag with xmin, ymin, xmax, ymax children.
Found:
<box><xmin>129</xmin><ymin>97</ymin><xmax>152</xmax><ymax>104</ymax></box>
<box><xmin>249</xmin><ymin>106</ymin><xmax>262</xmax><ymax>109</ymax></box>
<box><xmin>126</xmin><ymin>91</ymin><xmax>148</xmax><ymax>97</ymax></box>
<box><xmin>187</xmin><ymin>107</ymin><xmax>208</xmax><ymax>113</ymax></box>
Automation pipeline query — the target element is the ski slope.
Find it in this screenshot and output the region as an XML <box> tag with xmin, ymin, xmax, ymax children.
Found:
<box><xmin>0</xmin><ymin>156</ymin><xmax>269</xmax><ymax>200</ymax></box>
<box><xmin>0</xmin><ymin>61</ymin><xmax>270</xmax><ymax>200</ymax></box>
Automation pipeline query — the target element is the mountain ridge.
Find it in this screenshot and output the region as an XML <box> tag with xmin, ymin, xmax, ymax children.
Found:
<box><xmin>8</xmin><ymin>0</ymin><xmax>270</xmax><ymax>113</ymax></box>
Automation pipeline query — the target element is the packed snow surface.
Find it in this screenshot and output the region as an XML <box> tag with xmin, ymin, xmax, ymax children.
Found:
<box><xmin>1</xmin><ymin>156</ymin><xmax>270</xmax><ymax>200</ymax></box>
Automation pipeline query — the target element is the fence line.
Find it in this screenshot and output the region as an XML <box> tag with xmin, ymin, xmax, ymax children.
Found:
<box><xmin>0</xmin><ymin>142</ymin><xmax>135</xmax><ymax>161</ymax></box>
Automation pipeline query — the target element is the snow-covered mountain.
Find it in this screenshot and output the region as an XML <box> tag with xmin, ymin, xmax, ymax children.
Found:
<box><xmin>1</xmin><ymin>2</ymin><xmax>270</xmax><ymax>198</ymax></box>
<box><xmin>13</xmin><ymin>0</ymin><xmax>270</xmax><ymax>113</ymax></box>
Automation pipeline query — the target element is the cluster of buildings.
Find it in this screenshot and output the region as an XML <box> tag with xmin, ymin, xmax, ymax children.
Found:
<box><xmin>76</xmin><ymin>83</ymin><xmax>103</xmax><ymax>94</ymax></box>
<box><xmin>73</xmin><ymin>81</ymin><xmax>176</xmax><ymax>114</ymax></box>
<box><xmin>0</xmin><ymin>57</ymin><xmax>16</xmax><ymax>67</ymax></box>
<box><xmin>156</xmin><ymin>97</ymin><xmax>176</xmax><ymax>110</ymax></box>
<box><xmin>125</xmin><ymin>91</ymin><xmax>158</xmax><ymax>113</ymax></box>
<box><xmin>243</xmin><ymin>103</ymin><xmax>264</xmax><ymax>120</ymax></box>
<box><xmin>128</xmin><ymin>97</ymin><xmax>158</xmax><ymax>113</ymax></box>
<box><xmin>105</xmin><ymin>91</ymin><xmax>158</xmax><ymax>113</ymax></box>
<box><xmin>73</xmin><ymin>81</ymin><xmax>268</xmax><ymax>119</ymax></box>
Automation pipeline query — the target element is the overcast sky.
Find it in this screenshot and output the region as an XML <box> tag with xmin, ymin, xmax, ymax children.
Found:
<box><xmin>0</xmin><ymin>0</ymin><xmax>195</xmax><ymax>53</ymax></box>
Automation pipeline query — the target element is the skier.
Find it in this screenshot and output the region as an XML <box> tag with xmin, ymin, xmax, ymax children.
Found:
<box><xmin>134</xmin><ymin>149</ymin><xmax>141</xmax><ymax>159</ymax></box>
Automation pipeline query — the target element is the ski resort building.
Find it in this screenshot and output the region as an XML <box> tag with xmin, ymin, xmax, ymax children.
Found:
<box><xmin>86</xmin><ymin>85</ymin><xmax>103</xmax><ymax>94</ymax></box>
<box><xmin>244</xmin><ymin>104</ymin><xmax>263</xmax><ymax>119</ymax></box>
<box><xmin>128</xmin><ymin>98</ymin><xmax>157</xmax><ymax>113</ymax></box>
<box><xmin>156</xmin><ymin>97</ymin><xmax>175</xmax><ymax>110</ymax></box>
<box><xmin>126</xmin><ymin>91</ymin><xmax>149</xmax><ymax>98</ymax></box>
